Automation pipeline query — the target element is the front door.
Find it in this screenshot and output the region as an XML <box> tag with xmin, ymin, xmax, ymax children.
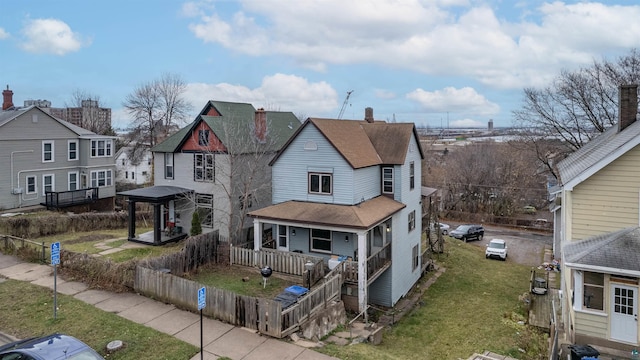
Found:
<box><xmin>610</xmin><ymin>283</ymin><xmax>638</xmax><ymax>343</ymax></box>
<box><xmin>277</xmin><ymin>225</ymin><xmax>289</xmax><ymax>251</ymax></box>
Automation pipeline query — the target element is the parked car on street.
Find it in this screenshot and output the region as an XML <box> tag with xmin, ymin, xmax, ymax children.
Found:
<box><xmin>431</xmin><ymin>222</ymin><xmax>450</xmax><ymax>235</ymax></box>
<box><xmin>485</xmin><ymin>239</ymin><xmax>508</xmax><ymax>260</ymax></box>
<box><xmin>522</xmin><ymin>205</ymin><xmax>537</xmax><ymax>214</ymax></box>
<box><xmin>0</xmin><ymin>333</ymin><xmax>104</xmax><ymax>360</ymax></box>
<box><xmin>449</xmin><ymin>224</ymin><xmax>484</xmax><ymax>242</ymax></box>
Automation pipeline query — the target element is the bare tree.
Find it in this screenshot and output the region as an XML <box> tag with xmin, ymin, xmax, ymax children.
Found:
<box><xmin>123</xmin><ymin>73</ymin><xmax>191</xmax><ymax>147</ymax></box>
<box><xmin>65</xmin><ymin>89</ymin><xmax>113</xmax><ymax>135</ymax></box>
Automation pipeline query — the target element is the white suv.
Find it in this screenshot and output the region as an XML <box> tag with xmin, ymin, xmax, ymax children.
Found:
<box><xmin>485</xmin><ymin>239</ymin><xmax>507</xmax><ymax>260</ymax></box>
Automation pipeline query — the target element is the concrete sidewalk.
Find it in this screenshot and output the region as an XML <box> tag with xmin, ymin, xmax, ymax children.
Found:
<box><xmin>0</xmin><ymin>253</ymin><xmax>339</xmax><ymax>360</ymax></box>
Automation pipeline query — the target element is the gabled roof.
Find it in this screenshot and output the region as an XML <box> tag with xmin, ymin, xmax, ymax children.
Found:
<box><xmin>247</xmin><ymin>196</ymin><xmax>405</xmax><ymax>230</ymax></box>
<box><xmin>0</xmin><ymin>106</ymin><xmax>105</xmax><ymax>137</ymax></box>
<box><xmin>557</xmin><ymin>120</ymin><xmax>640</xmax><ymax>190</ymax></box>
<box><xmin>151</xmin><ymin>100</ymin><xmax>300</xmax><ymax>153</ymax></box>
<box><xmin>270</xmin><ymin>118</ymin><xmax>424</xmax><ymax>169</ymax></box>
<box><xmin>563</xmin><ymin>227</ymin><xmax>640</xmax><ymax>275</ymax></box>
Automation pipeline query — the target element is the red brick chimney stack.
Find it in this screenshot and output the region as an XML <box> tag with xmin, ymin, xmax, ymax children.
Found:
<box><xmin>255</xmin><ymin>108</ymin><xmax>267</xmax><ymax>142</ymax></box>
<box><xmin>2</xmin><ymin>85</ymin><xmax>14</xmax><ymax>110</ymax></box>
<box><xmin>364</xmin><ymin>107</ymin><xmax>374</xmax><ymax>123</ymax></box>
<box><xmin>619</xmin><ymin>84</ymin><xmax>638</xmax><ymax>132</ymax></box>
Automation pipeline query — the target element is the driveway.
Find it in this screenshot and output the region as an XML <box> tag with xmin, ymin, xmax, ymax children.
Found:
<box><xmin>447</xmin><ymin>222</ymin><xmax>553</xmax><ymax>266</ymax></box>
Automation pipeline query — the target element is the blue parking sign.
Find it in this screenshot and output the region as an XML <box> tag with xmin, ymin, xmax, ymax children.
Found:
<box><xmin>51</xmin><ymin>242</ymin><xmax>60</xmax><ymax>265</ymax></box>
<box><xmin>198</xmin><ymin>287</ymin><xmax>206</xmax><ymax>310</ymax></box>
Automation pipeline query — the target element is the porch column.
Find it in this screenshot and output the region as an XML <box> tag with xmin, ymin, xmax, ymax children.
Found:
<box><xmin>127</xmin><ymin>200</ymin><xmax>136</xmax><ymax>240</ymax></box>
<box><xmin>253</xmin><ymin>219</ymin><xmax>261</xmax><ymax>251</ymax></box>
<box><xmin>357</xmin><ymin>231</ymin><xmax>368</xmax><ymax>315</ymax></box>
<box><xmin>153</xmin><ymin>203</ymin><xmax>161</xmax><ymax>245</ymax></box>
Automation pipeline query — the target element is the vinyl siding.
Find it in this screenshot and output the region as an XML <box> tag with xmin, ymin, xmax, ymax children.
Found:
<box><xmin>574</xmin><ymin>311</ymin><xmax>608</xmax><ymax>339</ymax></box>
<box><xmin>0</xmin><ymin>108</ymin><xmax>77</xmax><ymax>141</ymax></box>
<box><xmin>369</xmin><ymin>268</ymin><xmax>392</xmax><ymax>307</ymax></box>
<box><xmin>272</xmin><ymin>125</ymin><xmax>355</xmax><ymax>205</ymax></box>
<box><xmin>570</xmin><ymin>146</ymin><xmax>640</xmax><ymax>241</ymax></box>
<box><xmin>353</xmin><ymin>166</ymin><xmax>382</xmax><ymax>203</ymax></box>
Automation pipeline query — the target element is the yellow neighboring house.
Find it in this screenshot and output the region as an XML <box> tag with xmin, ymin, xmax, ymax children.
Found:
<box><xmin>554</xmin><ymin>84</ymin><xmax>640</xmax><ymax>351</ymax></box>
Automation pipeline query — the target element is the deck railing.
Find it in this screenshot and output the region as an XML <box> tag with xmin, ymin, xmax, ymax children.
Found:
<box><xmin>45</xmin><ymin>187</ymin><xmax>98</xmax><ymax>209</ymax></box>
<box><xmin>342</xmin><ymin>242</ymin><xmax>392</xmax><ymax>284</ymax></box>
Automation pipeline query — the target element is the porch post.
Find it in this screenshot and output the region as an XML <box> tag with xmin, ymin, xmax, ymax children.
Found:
<box><xmin>127</xmin><ymin>199</ymin><xmax>136</xmax><ymax>240</ymax></box>
<box><xmin>153</xmin><ymin>203</ymin><xmax>161</xmax><ymax>244</ymax></box>
<box><xmin>253</xmin><ymin>219</ymin><xmax>261</xmax><ymax>251</ymax></box>
<box><xmin>357</xmin><ymin>231</ymin><xmax>368</xmax><ymax>315</ymax></box>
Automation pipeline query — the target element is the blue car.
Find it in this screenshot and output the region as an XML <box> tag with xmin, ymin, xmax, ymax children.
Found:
<box><xmin>0</xmin><ymin>333</ymin><xmax>104</xmax><ymax>360</ymax></box>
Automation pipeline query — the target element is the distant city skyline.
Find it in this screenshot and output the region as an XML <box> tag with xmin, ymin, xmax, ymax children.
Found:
<box><xmin>1</xmin><ymin>1</ymin><xmax>639</xmax><ymax>130</ymax></box>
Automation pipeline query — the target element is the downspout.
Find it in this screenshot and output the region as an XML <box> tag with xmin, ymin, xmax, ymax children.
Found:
<box><xmin>11</xmin><ymin>150</ymin><xmax>34</xmax><ymax>207</ymax></box>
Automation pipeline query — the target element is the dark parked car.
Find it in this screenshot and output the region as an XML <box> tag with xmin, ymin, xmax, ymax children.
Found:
<box><xmin>449</xmin><ymin>224</ymin><xmax>484</xmax><ymax>242</ymax></box>
<box><xmin>0</xmin><ymin>333</ymin><xmax>104</xmax><ymax>360</ymax></box>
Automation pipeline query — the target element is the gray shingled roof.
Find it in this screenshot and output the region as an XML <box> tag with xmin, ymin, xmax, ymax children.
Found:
<box><xmin>151</xmin><ymin>100</ymin><xmax>300</xmax><ymax>153</ymax></box>
<box><xmin>557</xmin><ymin>120</ymin><xmax>640</xmax><ymax>186</ymax></box>
<box><xmin>0</xmin><ymin>106</ymin><xmax>105</xmax><ymax>137</ymax></box>
<box><xmin>563</xmin><ymin>227</ymin><xmax>640</xmax><ymax>272</ymax></box>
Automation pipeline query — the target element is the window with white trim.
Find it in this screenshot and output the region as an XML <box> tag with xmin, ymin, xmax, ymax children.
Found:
<box><xmin>68</xmin><ymin>140</ymin><xmax>78</xmax><ymax>161</ymax></box>
<box><xmin>408</xmin><ymin>210</ymin><xmax>415</xmax><ymax>232</ymax></box>
<box><xmin>42</xmin><ymin>174</ymin><xmax>54</xmax><ymax>195</ymax></box>
<box><xmin>410</xmin><ymin>161</ymin><xmax>415</xmax><ymax>190</ymax></box>
<box><xmin>68</xmin><ymin>172</ymin><xmax>78</xmax><ymax>191</ymax></box>
<box><xmin>310</xmin><ymin>229</ymin><xmax>331</xmax><ymax>253</ymax></box>
<box><xmin>90</xmin><ymin>169</ymin><xmax>113</xmax><ymax>188</ymax></box>
<box><xmin>26</xmin><ymin>176</ymin><xmax>36</xmax><ymax>194</ymax></box>
<box><xmin>412</xmin><ymin>244</ymin><xmax>419</xmax><ymax>270</ymax></box>
<box><xmin>42</xmin><ymin>140</ymin><xmax>54</xmax><ymax>162</ymax></box>
<box><xmin>382</xmin><ymin>167</ymin><xmax>393</xmax><ymax>194</ymax></box>
<box><xmin>583</xmin><ymin>271</ymin><xmax>604</xmax><ymax>311</ymax></box>
<box><xmin>165</xmin><ymin>153</ymin><xmax>174</xmax><ymax>179</ymax></box>
<box><xmin>194</xmin><ymin>153</ymin><xmax>214</xmax><ymax>181</ymax></box>
<box><xmin>91</xmin><ymin>139</ymin><xmax>112</xmax><ymax>157</ymax></box>
<box><xmin>309</xmin><ymin>173</ymin><xmax>332</xmax><ymax>195</ymax></box>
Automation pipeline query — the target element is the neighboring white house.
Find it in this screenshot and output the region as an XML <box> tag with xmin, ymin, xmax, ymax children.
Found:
<box><xmin>115</xmin><ymin>144</ymin><xmax>152</xmax><ymax>186</ymax></box>
<box><xmin>0</xmin><ymin>105</ymin><xmax>117</xmax><ymax>212</ymax></box>
<box><xmin>554</xmin><ymin>85</ymin><xmax>640</xmax><ymax>351</ymax></box>
<box><xmin>118</xmin><ymin>100</ymin><xmax>301</xmax><ymax>245</ymax></box>
<box><xmin>248</xmin><ymin>108</ymin><xmax>425</xmax><ymax>313</ymax></box>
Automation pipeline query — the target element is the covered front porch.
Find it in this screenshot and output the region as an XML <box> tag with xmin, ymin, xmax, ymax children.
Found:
<box><xmin>248</xmin><ymin>196</ymin><xmax>405</xmax><ymax>313</ymax></box>
<box><xmin>118</xmin><ymin>186</ymin><xmax>194</xmax><ymax>245</ymax></box>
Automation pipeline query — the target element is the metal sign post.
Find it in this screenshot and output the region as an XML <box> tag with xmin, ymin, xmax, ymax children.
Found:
<box><xmin>197</xmin><ymin>286</ymin><xmax>206</xmax><ymax>360</ymax></box>
<box><xmin>51</xmin><ymin>242</ymin><xmax>60</xmax><ymax>320</ymax></box>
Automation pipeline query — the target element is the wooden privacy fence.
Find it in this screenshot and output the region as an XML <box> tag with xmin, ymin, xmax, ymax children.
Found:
<box><xmin>135</xmin><ymin>264</ymin><xmax>343</xmax><ymax>338</ymax></box>
<box><xmin>0</xmin><ymin>234</ymin><xmax>46</xmax><ymax>263</ymax></box>
<box><xmin>230</xmin><ymin>246</ymin><xmax>325</xmax><ymax>284</ymax></box>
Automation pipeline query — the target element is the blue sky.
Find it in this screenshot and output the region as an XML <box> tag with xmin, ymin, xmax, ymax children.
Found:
<box><xmin>1</xmin><ymin>0</ymin><xmax>639</xmax><ymax>130</ymax></box>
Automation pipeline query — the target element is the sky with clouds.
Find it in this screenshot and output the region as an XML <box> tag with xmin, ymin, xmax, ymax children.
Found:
<box><xmin>1</xmin><ymin>0</ymin><xmax>638</xmax><ymax>130</ymax></box>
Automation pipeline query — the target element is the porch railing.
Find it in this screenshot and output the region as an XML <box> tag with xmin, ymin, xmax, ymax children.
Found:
<box><xmin>342</xmin><ymin>242</ymin><xmax>392</xmax><ymax>284</ymax></box>
<box><xmin>45</xmin><ymin>187</ymin><xmax>98</xmax><ymax>210</ymax></box>
<box><xmin>230</xmin><ymin>246</ymin><xmax>324</xmax><ymax>284</ymax></box>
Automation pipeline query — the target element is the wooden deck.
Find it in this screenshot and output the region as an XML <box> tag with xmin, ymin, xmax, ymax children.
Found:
<box><xmin>528</xmin><ymin>247</ymin><xmax>561</xmax><ymax>329</ymax></box>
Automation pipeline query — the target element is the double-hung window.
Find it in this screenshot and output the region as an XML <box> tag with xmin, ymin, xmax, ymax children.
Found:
<box><xmin>382</xmin><ymin>167</ymin><xmax>394</xmax><ymax>194</ymax></box>
<box><xmin>412</xmin><ymin>244</ymin><xmax>419</xmax><ymax>270</ymax></box>
<box><xmin>309</xmin><ymin>173</ymin><xmax>332</xmax><ymax>195</ymax></box>
<box><xmin>68</xmin><ymin>140</ymin><xmax>78</xmax><ymax>161</ymax></box>
<box><xmin>583</xmin><ymin>271</ymin><xmax>604</xmax><ymax>311</ymax></box>
<box><xmin>194</xmin><ymin>153</ymin><xmax>214</xmax><ymax>181</ymax></box>
<box><xmin>165</xmin><ymin>153</ymin><xmax>174</xmax><ymax>179</ymax></box>
<box><xmin>26</xmin><ymin>176</ymin><xmax>37</xmax><ymax>194</ymax></box>
<box><xmin>90</xmin><ymin>170</ymin><xmax>113</xmax><ymax>188</ymax></box>
<box><xmin>68</xmin><ymin>172</ymin><xmax>78</xmax><ymax>191</ymax></box>
<box><xmin>91</xmin><ymin>139</ymin><xmax>112</xmax><ymax>157</ymax></box>
<box><xmin>310</xmin><ymin>229</ymin><xmax>331</xmax><ymax>253</ymax></box>
<box><xmin>42</xmin><ymin>174</ymin><xmax>54</xmax><ymax>195</ymax></box>
<box><xmin>409</xmin><ymin>161</ymin><xmax>415</xmax><ymax>190</ymax></box>
<box><xmin>42</xmin><ymin>140</ymin><xmax>54</xmax><ymax>162</ymax></box>
<box><xmin>408</xmin><ymin>210</ymin><xmax>416</xmax><ymax>232</ymax></box>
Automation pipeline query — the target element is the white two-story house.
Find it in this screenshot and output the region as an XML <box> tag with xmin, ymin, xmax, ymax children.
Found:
<box><xmin>0</xmin><ymin>106</ymin><xmax>116</xmax><ymax>212</ymax></box>
<box><xmin>248</xmin><ymin>108</ymin><xmax>425</xmax><ymax>312</ymax></box>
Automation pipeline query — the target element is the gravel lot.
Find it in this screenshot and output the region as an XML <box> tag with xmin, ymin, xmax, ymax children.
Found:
<box><xmin>444</xmin><ymin>222</ymin><xmax>553</xmax><ymax>267</ymax></box>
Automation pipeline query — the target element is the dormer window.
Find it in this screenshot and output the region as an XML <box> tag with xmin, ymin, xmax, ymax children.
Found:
<box><xmin>382</xmin><ymin>167</ymin><xmax>394</xmax><ymax>194</ymax></box>
<box><xmin>198</xmin><ymin>130</ymin><xmax>210</xmax><ymax>146</ymax></box>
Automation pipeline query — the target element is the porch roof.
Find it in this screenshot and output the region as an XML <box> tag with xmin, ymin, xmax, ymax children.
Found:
<box><xmin>247</xmin><ymin>196</ymin><xmax>405</xmax><ymax>230</ymax></box>
<box><xmin>563</xmin><ymin>227</ymin><xmax>640</xmax><ymax>273</ymax></box>
<box><xmin>118</xmin><ymin>185</ymin><xmax>193</xmax><ymax>203</ymax></box>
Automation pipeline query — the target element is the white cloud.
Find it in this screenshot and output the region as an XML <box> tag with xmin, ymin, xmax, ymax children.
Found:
<box><xmin>186</xmin><ymin>1</ymin><xmax>640</xmax><ymax>89</ymax></box>
<box><xmin>450</xmin><ymin>118</ymin><xmax>485</xmax><ymax>128</ymax></box>
<box><xmin>406</xmin><ymin>86</ymin><xmax>499</xmax><ymax>116</ymax></box>
<box><xmin>184</xmin><ymin>73</ymin><xmax>338</xmax><ymax>117</ymax></box>
<box><xmin>20</xmin><ymin>18</ymin><xmax>88</xmax><ymax>55</ymax></box>
<box><xmin>0</xmin><ymin>28</ymin><xmax>9</xmax><ymax>39</ymax></box>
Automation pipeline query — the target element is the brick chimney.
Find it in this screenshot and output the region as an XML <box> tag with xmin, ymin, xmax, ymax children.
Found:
<box><xmin>2</xmin><ymin>85</ymin><xmax>14</xmax><ymax>110</ymax></box>
<box><xmin>364</xmin><ymin>107</ymin><xmax>374</xmax><ymax>123</ymax></box>
<box><xmin>618</xmin><ymin>84</ymin><xmax>638</xmax><ymax>132</ymax></box>
<box><xmin>254</xmin><ymin>108</ymin><xmax>267</xmax><ymax>142</ymax></box>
